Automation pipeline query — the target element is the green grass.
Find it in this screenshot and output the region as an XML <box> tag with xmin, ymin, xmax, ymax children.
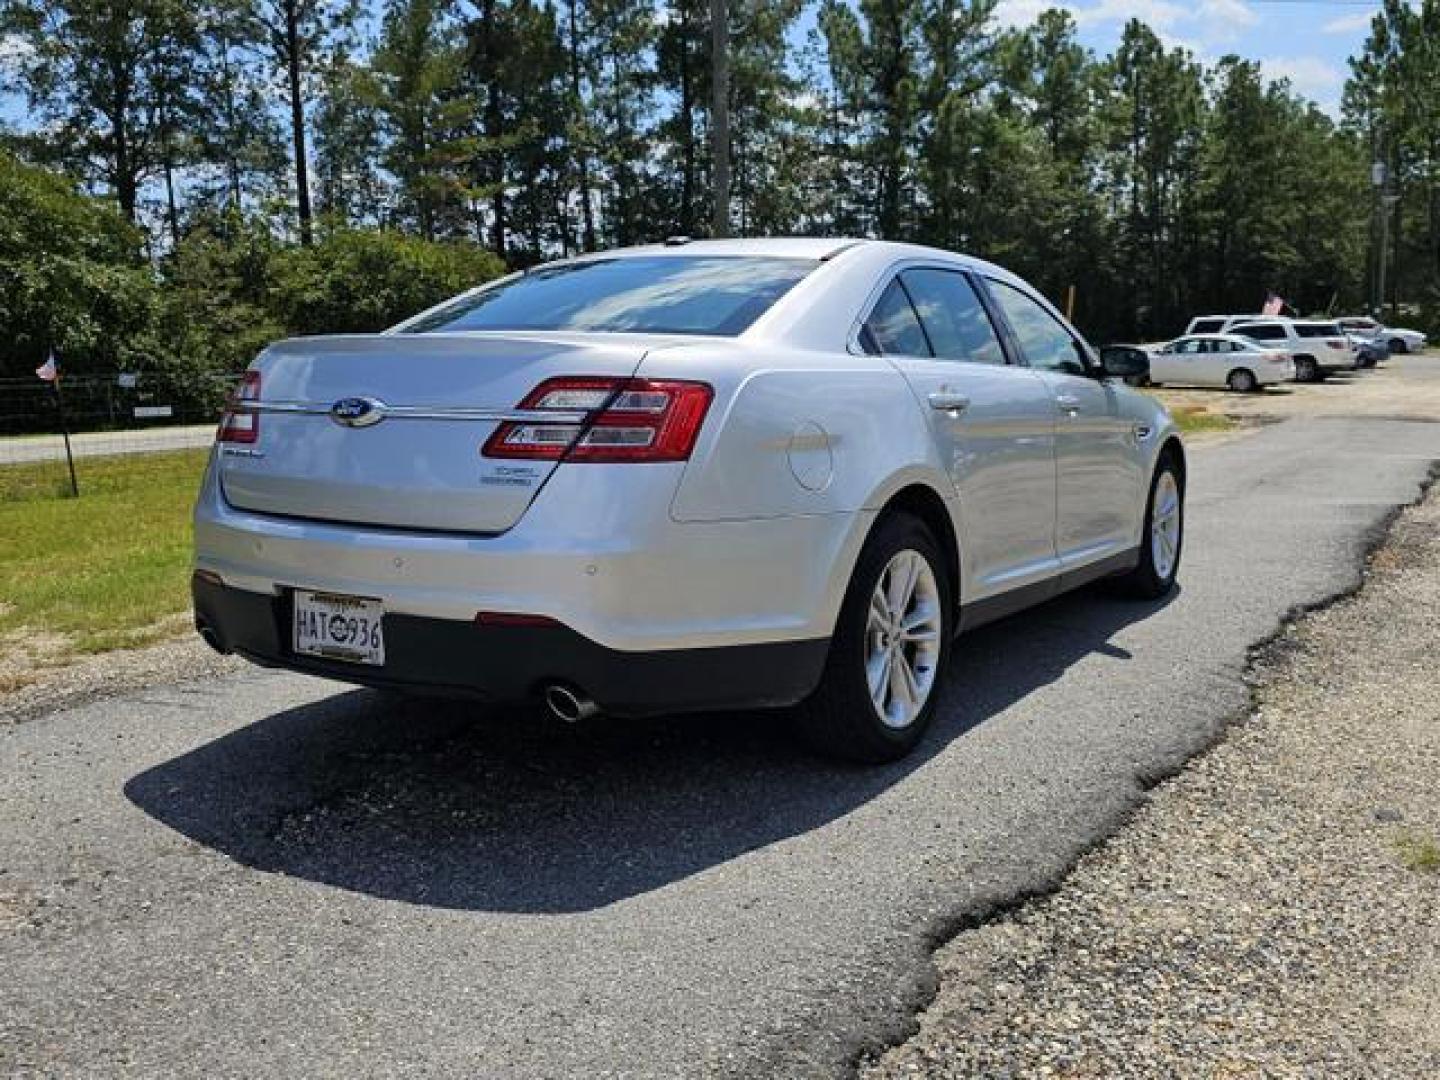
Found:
<box><xmin>1395</xmin><ymin>832</ymin><xmax>1440</xmax><ymax>874</ymax></box>
<box><xmin>0</xmin><ymin>449</ymin><xmax>209</xmax><ymax>655</ymax></box>
<box><xmin>1168</xmin><ymin>405</ymin><xmax>1238</xmax><ymax>436</ymax></box>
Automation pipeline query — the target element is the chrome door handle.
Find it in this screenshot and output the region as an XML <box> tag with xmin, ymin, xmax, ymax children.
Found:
<box><xmin>1055</xmin><ymin>393</ymin><xmax>1082</xmax><ymax>417</ymax></box>
<box><xmin>928</xmin><ymin>391</ymin><xmax>971</xmax><ymax>414</ymax></box>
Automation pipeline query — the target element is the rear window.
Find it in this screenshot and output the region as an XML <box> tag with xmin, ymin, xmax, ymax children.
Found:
<box><xmin>1295</xmin><ymin>323</ymin><xmax>1341</xmax><ymax>338</ymax></box>
<box><xmin>402</xmin><ymin>255</ymin><xmax>819</xmax><ymax>336</ymax></box>
<box><xmin>1191</xmin><ymin>319</ymin><xmax>1225</xmax><ymax>334</ymax></box>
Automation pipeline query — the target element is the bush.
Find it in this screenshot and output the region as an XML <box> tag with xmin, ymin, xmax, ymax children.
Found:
<box><xmin>0</xmin><ymin>152</ymin><xmax>159</xmax><ymax>379</ymax></box>
<box><xmin>267</xmin><ymin>226</ymin><xmax>506</xmax><ymax>336</ymax></box>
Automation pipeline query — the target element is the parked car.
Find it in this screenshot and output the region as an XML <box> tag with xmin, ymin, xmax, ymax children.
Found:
<box><xmin>1147</xmin><ymin>333</ymin><xmax>1294</xmax><ymax>391</ymax></box>
<box><xmin>1337</xmin><ymin>316</ymin><xmax>1427</xmax><ymax>355</ymax></box>
<box><xmin>193</xmin><ymin>239</ymin><xmax>1184</xmax><ymax>763</ymax></box>
<box><xmin>1184</xmin><ymin>314</ymin><xmax>1246</xmax><ymax>336</ymax></box>
<box><xmin>1348</xmin><ymin>335</ymin><xmax>1389</xmax><ymax>368</ymax></box>
<box><xmin>1227</xmin><ymin>318</ymin><xmax>1357</xmax><ymax>382</ymax></box>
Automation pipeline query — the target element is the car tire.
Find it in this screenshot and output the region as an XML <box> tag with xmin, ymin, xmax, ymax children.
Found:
<box><xmin>1294</xmin><ymin>356</ymin><xmax>1318</xmax><ymax>382</ymax></box>
<box><xmin>1114</xmin><ymin>456</ymin><xmax>1183</xmax><ymax>600</ymax></box>
<box><xmin>1390</xmin><ymin>337</ymin><xmax>1409</xmax><ymax>355</ymax></box>
<box><xmin>1227</xmin><ymin>368</ymin><xmax>1258</xmax><ymax>393</ymax></box>
<box><xmin>794</xmin><ymin>512</ymin><xmax>952</xmax><ymax>764</ymax></box>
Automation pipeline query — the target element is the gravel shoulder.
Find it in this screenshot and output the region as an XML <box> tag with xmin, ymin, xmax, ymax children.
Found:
<box><xmin>865</xmin><ymin>480</ymin><xmax>1440</xmax><ymax>1077</ymax></box>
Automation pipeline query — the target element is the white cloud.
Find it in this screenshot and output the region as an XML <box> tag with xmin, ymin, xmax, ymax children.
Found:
<box><xmin>1321</xmin><ymin>11</ymin><xmax>1375</xmax><ymax>34</ymax></box>
<box><xmin>1261</xmin><ymin>55</ymin><xmax>1347</xmax><ymax>113</ymax></box>
<box><xmin>989</xmin><ymin>0</ymin><xmax>1256</xmax><ymax>50</ymax></box>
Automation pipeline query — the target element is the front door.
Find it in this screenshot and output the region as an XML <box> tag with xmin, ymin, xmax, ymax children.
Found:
<box><xmin>983</xmin><ymin>278</ymin><xmax>1144</xmax><ymax>567</ymax></box>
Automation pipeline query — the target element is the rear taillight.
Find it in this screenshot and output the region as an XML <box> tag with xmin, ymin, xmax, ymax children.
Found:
<box><xmin>1267</xmin><ymin>352</ymin><xmax>1290</xmax><ymax>364</ymax></box>
<box><xmin>218</xmin><ymin>370</ymin><xmax>261</xmax><ymax>444</ymax></box>
<box><xmin>1327</xmin><ymin>338</ymin><xmax>1346</xmax><ymax>349</ymax></box>
<box><xmin>484</xmin><ymin>377</ymin><xmax>713</xmax><ymax>463</ymax></box>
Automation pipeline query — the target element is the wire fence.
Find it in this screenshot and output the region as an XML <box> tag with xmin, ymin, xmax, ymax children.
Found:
<box><xmin>0</xmin><ymin>371</ymin><xmax>237</xmax><ymax>498</ymax></box>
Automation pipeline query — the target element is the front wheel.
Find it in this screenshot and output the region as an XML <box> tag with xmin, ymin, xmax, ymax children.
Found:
<box><xmin>1114</xmin><ymin>458</ymin><xmax>1183</xmax><ymax>599</ymax></box>
<box><xmin>1227</xmin><ymin>368</ymin><xmax>1258</xmax><ymax>393</ymax></box>
<box><xmin>794</xmin><ymin>513</ymin><xmax>952</xmax><ymax>763</ymax></box>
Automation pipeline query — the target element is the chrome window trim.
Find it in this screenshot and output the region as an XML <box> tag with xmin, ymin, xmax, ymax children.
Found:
<box><xmin>846</xmin><ymin>258</ymin><xmax>1017</xmax><ymax>365</ymax></box>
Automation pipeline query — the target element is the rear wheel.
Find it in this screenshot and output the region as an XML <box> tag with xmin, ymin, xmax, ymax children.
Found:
<box><xmin>1390</xmin><ymin>337</ymin><xmax>1409</xmax><ymax>355</ymax></box>
<box><xmin>1294</xmin><ymin>356</ymin><xmax>1319</xmax><ymax>382</ymax></box>
<box><xmin>1114</xmin><ymin>457</ymin><xmax>1183</xmax><ymax>599</ymax></box>
<box><xmin>794</xmin><ymin>513</ymin><xmax>952</xmax><ymax>763</ymax></box>
<box><xmin>1226</xmin><ymin>368</ymin><xmax>1258</xmax><ymax>393</ymax></box>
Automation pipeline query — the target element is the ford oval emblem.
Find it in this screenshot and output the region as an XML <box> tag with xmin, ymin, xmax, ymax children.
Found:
<box><xmin>330</xmin><ymin>396</ymin><xmax>385</xmax><ymax>428</ymax></box>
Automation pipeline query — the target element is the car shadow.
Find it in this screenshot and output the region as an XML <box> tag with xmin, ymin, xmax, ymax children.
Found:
<box><xmin>125</xmin><ymin>583</ymin><xmax>1178</xmax><ymax>914</ymax></box>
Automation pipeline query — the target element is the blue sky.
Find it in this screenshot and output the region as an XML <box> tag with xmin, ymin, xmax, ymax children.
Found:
<box><xmin>0</xmin><ymin>1</ymin><xmax>1380</xmax><ymax>127</ymax></box>
<box><xmin>993</xmin><ymin>0</ymin><xmax>1382</xmax><ymax>115</ymax></box>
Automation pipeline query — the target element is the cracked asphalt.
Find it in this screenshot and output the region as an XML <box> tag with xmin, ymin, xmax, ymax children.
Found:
<box><xmin>3</xmin><ymin>357</ymin><xmax>1439</xmax><ymax>1078</ymax></box>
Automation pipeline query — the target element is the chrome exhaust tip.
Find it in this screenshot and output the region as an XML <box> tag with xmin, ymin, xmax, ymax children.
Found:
<box><xmin>544</xmin><ymin>684</ymin><xmax>599</xmax><ymax>723</ymax></box>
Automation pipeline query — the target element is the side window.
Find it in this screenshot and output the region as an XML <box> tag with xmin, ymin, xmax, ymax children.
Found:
<box><xmin>1235</xmin><ymin>323</ymin><xmax>1284</xmax><ymax>341</ymax></box>
<box><xmin>1193</xmin><ymin>319</ymin><xmax>1224</xmax><ymax>334</ymax></box>
<box><xmin>1176</xmin><ymin>339</ymin><xmax>1202</xmax><ymax>355</ymax></box>
<box><xmin>898</xmin><ymin>269</ymin><xmax>1007</xmax><ymax>365</ymax></box>
<box><xmin>862</xmin><ymin>280</ymin><xmax>930</xmax><ymax>357</ymax></box>
<box><xmin>987</xmin><ymin>280</ymin><xmax>1089</xmax><ymax>375</ymax></box>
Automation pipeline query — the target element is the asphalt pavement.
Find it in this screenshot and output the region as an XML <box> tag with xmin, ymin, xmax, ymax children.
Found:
<box><xmin>3</xmin><ymin>359</ymin><xmax>1439</xmax><ymax>1078</ymax></box>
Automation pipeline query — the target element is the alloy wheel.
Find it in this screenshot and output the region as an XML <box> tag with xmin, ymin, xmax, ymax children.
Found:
<box><xmin>1151</xmin><ymin>470</ymin><xmax>1182</xmax><ymax>581</ymax></box>
<box><xmin>864</xmin><ymin>549</ymin><xmax>943</xmax><ymax>729</ymax></box>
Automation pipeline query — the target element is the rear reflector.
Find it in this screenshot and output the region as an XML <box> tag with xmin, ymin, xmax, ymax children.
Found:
<box><xmin>484</xmin><ymin>377</ymin><xmax>713</xmax><ymax>463</ymax></box>
<box><xmin>218</xmin><ymin>370</ymin><xmax>262</xmax><ymax>444</ymax></box>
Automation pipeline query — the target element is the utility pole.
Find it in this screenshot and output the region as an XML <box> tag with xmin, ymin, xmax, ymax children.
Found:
<box><xmin>1379</xmin><ymin>193</ymin><xmax>1400</xmax><ymax>321</ymax></box>
<box><xmin>710</xmin><ymin>0</ymin><xmax>730</xmax><ymax>238</ymax></box>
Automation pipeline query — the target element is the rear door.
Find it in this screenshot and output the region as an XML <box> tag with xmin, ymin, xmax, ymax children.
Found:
<box><xmin>219</xmin><ymin>333</ymin><xmax>661</xmax><ymax>533</ymax></box>
<box><xmin>861</xmin><ymin>268</ymin><xmax>1060</xmax><ymax>595</ymax></box>
<box><xmin>983</xmin><ymin>277</ymin><xmax>1144</xmax><ymax>568</ymax></box>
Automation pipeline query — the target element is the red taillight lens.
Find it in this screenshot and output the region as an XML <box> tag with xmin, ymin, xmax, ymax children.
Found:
<box><xmin>1327</xmin><ymin>339</ymin><xmax>1346</xmax><ymax>349</ymax></box>
<box><xmin>483</xmin><ymin>377</ymin><xmax>713</xmax><ymax>463</ymax></box>
<box><xmin>218</xmin><ymin>370</ymin><xmax>261</xmax><ymax>444</ymax></box>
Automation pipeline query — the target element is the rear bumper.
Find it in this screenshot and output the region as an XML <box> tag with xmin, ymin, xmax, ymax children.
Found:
<box><xmin>193</xmin><ymin>574</ymin><xmax>829</xmax><ymax>716</ymax></box>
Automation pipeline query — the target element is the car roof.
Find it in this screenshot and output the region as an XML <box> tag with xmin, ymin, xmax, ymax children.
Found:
<box><xmin>562</xmin><ymin>237</ymin><xmax>1021</xmax><ymax>278</ymax></box>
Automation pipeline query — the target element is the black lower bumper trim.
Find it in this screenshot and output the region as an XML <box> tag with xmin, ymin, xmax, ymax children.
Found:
<box><xmin>192</xmin><ymin>575</ymin><xmax>829</xmax><ymax>717</ymax></box>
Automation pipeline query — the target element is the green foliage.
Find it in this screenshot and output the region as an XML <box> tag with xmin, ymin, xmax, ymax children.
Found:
<box><xmin>267</xmin><ymin>226</ymin><xmax>506</xmax><ymax>334</ymax></box>
<box><xmin>0</xmin><ymin>152</ymin><xmax>156</xmax><ymax>376</ymax></box>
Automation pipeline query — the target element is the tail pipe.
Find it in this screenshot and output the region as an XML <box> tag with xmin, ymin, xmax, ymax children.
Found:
<box><xmin>544</xmin><ymin>684</ymin><xmax>600</xmax><ymax>723</ymax></box>
<box><xmin>195</xmin><ymin>619</ymin><xmax>228</xmax><ymax>655</ymax></box>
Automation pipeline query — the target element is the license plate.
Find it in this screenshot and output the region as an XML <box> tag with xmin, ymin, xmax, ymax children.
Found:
<box><xmin>292</xmin><ymin>590</ymin><xmax>385</xmax><ymax>666</ymax></box>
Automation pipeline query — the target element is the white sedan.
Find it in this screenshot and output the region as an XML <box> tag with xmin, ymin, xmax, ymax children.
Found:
<box><xmin>1148</xmin><ymin>333</ymin><xmax>1295</xmax><ymax>391</ymax></box>
<box><xmin>194</xmin><ymin>238</ymin><xmax>1184</xmax><ymax>762</ymax></box>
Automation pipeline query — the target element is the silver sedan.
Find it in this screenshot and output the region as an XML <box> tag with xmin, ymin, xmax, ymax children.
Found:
<box><xmin>193</xmin><ymin>239</ymin><xmax>1184</xmax><ymax>762</ymax></box>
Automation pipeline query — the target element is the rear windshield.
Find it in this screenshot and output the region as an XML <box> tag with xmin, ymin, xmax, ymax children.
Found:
<box><xmin>1295</xmin><ymin>323</ymin><xmax>1341</xmax><ymax>338</ymax></box>
<box><xmin>401</xmin><ymin>255</ymin><xmax>819</xmax><ymax>336</ymax></box>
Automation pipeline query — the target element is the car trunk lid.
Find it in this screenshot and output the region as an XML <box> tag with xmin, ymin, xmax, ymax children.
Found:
<box><xmin>218</xmin><ymin>333</ymin><xmax>663</xmax><ymax>533</ymax></box>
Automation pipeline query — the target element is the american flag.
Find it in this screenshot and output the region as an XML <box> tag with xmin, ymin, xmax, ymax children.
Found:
<box><xmin>35</xmin><ymin>351</ymin><xmax>59</xmax><ymax>382</ymax></box>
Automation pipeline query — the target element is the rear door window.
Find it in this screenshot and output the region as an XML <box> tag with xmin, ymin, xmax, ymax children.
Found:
<box><xmin>1295</xmin><ymin>323</ymin><xmax>1341</xmax><ymax>338</ymax></box>
<box><xmin>862</xmin><ymin>280</ymin><xmax>931</xmax><ymax>357</ymax></box>
<box><xmin>898</xmin><ymin>269</ymin><xmax>1007</xmax><ymax>365</ymax></box>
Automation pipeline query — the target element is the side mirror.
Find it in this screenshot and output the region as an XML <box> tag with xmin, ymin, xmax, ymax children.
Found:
<box><xmin>1099</xmin><ymin>345</ymin><xmax>1150</xmax><ymax>379</ymax></box>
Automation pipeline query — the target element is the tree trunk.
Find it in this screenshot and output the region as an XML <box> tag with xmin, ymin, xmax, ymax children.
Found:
<box><xmin>709</xmin><ymin>0</ymin><xmax>729</xmax><ymax>237</ymax></box>
<box><xmin>679</xmin><ymin>4</ymin><xmax>695</xmax><ymax>235</ymax></box>
<box><xmin>285</xmin><ymin>1</ymin><xmax>314</xmax><ymax>246</ymax></box>
<box><xmin>568</xmin><ymin>0</ymin><xmax>596</xmax><ymax>251</ymax></box>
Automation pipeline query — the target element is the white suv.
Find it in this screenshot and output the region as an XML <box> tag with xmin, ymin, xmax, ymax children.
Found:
<box><xmin>1226</xmin><ymin>319</ymin><xmax>1357</xmax><ymax>382</ymax></box>
<box><xmin>193</xmin><ymin>239</ymin><xmax>1184</xmax><ymax>762</ymax></box>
